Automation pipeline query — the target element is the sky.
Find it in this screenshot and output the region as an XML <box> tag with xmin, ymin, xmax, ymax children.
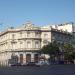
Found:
<box><xmin>0</xmin><ymin>0</ymin><xmax>75</xmax><ymax>30</ymax></box>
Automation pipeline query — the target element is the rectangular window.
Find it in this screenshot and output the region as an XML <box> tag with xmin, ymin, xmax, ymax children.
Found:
<box><xmin>35</xmin><ymin>31</ymin><xmax>40</xmax><ymax>37</ymax></box>
<box><xmin>27</xmin><ymin>31</ymin><xmax>30</xmax><ymax>37</ymax></box>
<box><xmin>12</xmin><ymin>34</ymin><xmax>15</xmax><ymax>39</ymax></box>
<box><xmin>44</xmin><ymin>34</ymin><xmax>48</xmax><ymax>38</ymax></box>
<box><xmin>27</xmin><ymin>41</ymin><xmax>31</xmax><ymax>48</ymax></box>
<box><xmin>35</xmin><ymin>41</ymin><xmax>39</xmax><ymax>48</ymax></box>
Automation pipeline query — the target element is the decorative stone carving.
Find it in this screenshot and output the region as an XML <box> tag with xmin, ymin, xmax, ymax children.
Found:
<box><xmin>22</xmin><ymin>21</ymin><xmax>40</xmax><ymax>30</ymax></box>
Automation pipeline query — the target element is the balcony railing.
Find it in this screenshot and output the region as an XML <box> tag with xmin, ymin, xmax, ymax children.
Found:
<box><xmin>13</xmin><ymin>48</ymin><xmax>41</xmax><ymax>51</ymax></box>
<box><xmin>18</xmin><ymin>35</ymin><xmax>41</xmax><ymax>40</ymax></box>
<box><xmin>0</xmin><ymin>48</ymin><xmax>41</xmax><ymax>53</ymax></box>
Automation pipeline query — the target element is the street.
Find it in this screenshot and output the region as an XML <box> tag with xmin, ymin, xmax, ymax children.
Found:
<box><xmin>0</xmin><ymin>65</ymin><xmax>75</xmax><ymax>75</ymax></box>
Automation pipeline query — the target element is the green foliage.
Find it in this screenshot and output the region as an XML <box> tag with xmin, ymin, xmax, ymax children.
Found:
<box><xmin>71</xmin><ymin>52</ymin><xmax>75</xmax><ymax>59</ymax></box>
<box><xmin>64</xmin><ymin>43</ymin><xmax>74</xmax><ymax>53</ymax></box>
<box><xmin>63</xmin><ymin>43</ymin><xmax>74</xmax><ymax>61</ymax></box>
<box><xmin>64</xmin><ymin>53</ymin><xmax>72</xmax><ymax>60</ymax></box>
<box><xmin>41</xmin><ymin>41</ymin><xmax>75</xmax><ymax>63</ymax></box>
<box><xmin>41</xmin><ymin>42</ymin><xmax>59</xmax><ymax>55</ymax></box>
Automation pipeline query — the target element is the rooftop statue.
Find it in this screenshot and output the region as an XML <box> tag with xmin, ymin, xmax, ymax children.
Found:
<box><xmin>22</xmin><ymin>21</ymin><xmax>40</xmax><ymax>30</ymax></box>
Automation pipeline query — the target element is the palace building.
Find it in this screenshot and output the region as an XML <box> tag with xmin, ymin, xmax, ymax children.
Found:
<box><xmin>0</xmin><ymin>22</ymin><xmax>73</xmax><ymax>66</ymax></box>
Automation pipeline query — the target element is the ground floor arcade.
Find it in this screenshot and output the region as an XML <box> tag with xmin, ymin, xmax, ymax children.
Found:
<box><xmin>0</xmin><ymin>51</ymin><xmax>40</xmax><ymax>66</ymax></box>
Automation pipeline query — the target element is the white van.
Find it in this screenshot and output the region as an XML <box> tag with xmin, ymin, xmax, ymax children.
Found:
<box><xmin>36</xmin><ymin>59</ymin><xmax>50</xmax><ymax>66</ymax></box>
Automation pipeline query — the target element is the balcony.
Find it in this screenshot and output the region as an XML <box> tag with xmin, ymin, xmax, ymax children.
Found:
<box><xmin>14</xmin><ymin>48</ymin><xmax>40</xmax><ymax>51</ymax></box>
<box><xmin>0</xmin><ymin>47</ymin><xmax>41</xmax><ymax>53</ymax></box>
<box><xmin>18</xmin><ymin>36</ymin><xmax>41</xmax><ymax>40</ymax></box>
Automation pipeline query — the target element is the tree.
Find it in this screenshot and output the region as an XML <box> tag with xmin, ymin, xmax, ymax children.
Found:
<box><xmin>63</xmin><ymin>43</ymin><xmax>74</xmax><ymax>53</ymax></box>
<box><xmin>63</xmin><ymin>43</ymin><xmax>74</xmax><ymax>64</ymax></box>
<box><xmin>41</xmin><ymin>41</ymin><xmax>60</xmax><ymax>62</ymax></box>
<box><xmin>71</xmin><ymin>52</ymin><xmax>75</xmax><ymax>59</ymax></box>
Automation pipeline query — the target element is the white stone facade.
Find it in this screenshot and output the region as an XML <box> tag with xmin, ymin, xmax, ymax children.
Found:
<box><xmin>51</xmin><ymin>22</ymin><xmax>73</xmax><ymax>33</ymax></box>
<box><xmin>0</xmin><ymin>22</ymin><xmax>73</xmax><ymax>66</ymax></box>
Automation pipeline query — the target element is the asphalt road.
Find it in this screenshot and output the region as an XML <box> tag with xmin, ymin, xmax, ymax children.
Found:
<box><xmin>0</xmin><ymin>65</ymin><xmax>75</xmax><ymax>75</ymax></box>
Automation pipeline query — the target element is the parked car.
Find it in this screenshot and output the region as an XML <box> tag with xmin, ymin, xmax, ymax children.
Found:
<box><xmin>11</xmin><ymin>63</ymin><xmax>21</xmax><ymax>66</ymax></box>
<box><xmin>26</xmin><ymin>62</ymin><xmax>36</xmax><ymax>66</ymax></box>
<box><xmin>36</xmin><ymin>60</ymin><xmax>50</xmax><ymax>66</ymax></box>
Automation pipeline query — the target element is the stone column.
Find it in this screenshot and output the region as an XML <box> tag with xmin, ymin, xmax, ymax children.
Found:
<box><xmin>31</xmin><ymin>53</ymin><xmax>34</xmax><ymax>62</ymax></box>
<box><xmin>23</xmin><ymin>53</ymin><xmax>26</xmax><ymax>64</ymax></box>
<box><xmin>17</xmin><ymin>53</ymin><xmax>20</xmax><ymax>63</ymax></box>
<box><xmin>5</xmin><ymin>60</ymin><xmax>7</xmax><ymax>66</ymax></box>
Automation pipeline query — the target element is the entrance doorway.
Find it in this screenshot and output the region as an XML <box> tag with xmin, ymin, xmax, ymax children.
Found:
<box><xmin>26</xmin><ymin>54</ymin><xmax>31</xmax><ymax>63</ymax></box>
<box><xmin>34</xmin><ymin>54</ymin><xmax>38</xmax><ymax>63</ymax></box>
<box><xmin>20</xmin><ymin>54</ymin><xmax>23</xmax><ymax>64</ymax></box>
